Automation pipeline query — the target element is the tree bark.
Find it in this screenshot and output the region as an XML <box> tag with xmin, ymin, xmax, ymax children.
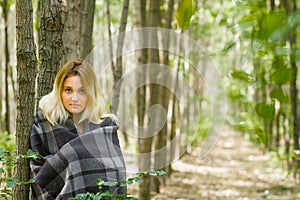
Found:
<box><xmin>62</xmin><ymin>0</ymin><xmax>83</xmax><ymax>63</ymax></box>
<box><xmin>62</xmin><ymin>0</ymin><xmax>95</xmax><ymax>63</ymax></box>
<box><xmin>81</xmin><ymin>0</ymin><xmax>95</xmax><ymax>59</ymax></box>
<box><xmin>110</xmin><ymin>0</ymin><xmax>130</xmax><ymax>114</ymax></box>
<box><xmin>132</xmin><ymin>0</ymin><xmax>147</xmax><ymax>130</ymax></box>
<box><xmin>14</xmin><ymin>0</ymin><xmax>37</xmax><ymax>199</ymax></box>
<box><xmin>152</xmin><ymin>0</ymin><xmax>175</xmax><ymax>192</ymax></box>
<box><xmin>287</xmin><ymin>0</ymin><xmax>299</xmax><ymax>150</ymax></box>
<box><xmin>36</xmin><ymin>0</ymin><xmax>66</xmax><ymax>105</ymax></box>
<box><xmin>2</xmin><ymin>0</ymin><xmax>10</xmax><ymax>133</ymax></box>
<box><xmin>280</xmin><ymin>0</ymin><xmax>299</xmax><ymax>151</ymax></box>
<box><xmin>138</xmin><ymin>0</ymin><xmax>161</xmax><ymax>198</ymax></box>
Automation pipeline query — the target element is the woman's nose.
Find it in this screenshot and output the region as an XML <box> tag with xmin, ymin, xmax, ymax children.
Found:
<box><xmin>72</xmin><ymin>92</ymin><xmax>78</xmax><ymax>101</ymax></box>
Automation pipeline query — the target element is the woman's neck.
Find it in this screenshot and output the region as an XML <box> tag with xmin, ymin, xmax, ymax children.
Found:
<box><xmin>75</xmin><ymin>122</ymin><xmax>84</xmax><ymax>134</ymax></box>
<box><xmin>71</xmin><ymin>114</ymin><xmax>84</xmax><ymax>134</ymax></box>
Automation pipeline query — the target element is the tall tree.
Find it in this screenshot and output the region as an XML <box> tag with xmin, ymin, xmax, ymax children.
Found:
<box><xmin>2</xmin><ymin>0</ymin><xmax>10</xmax><ymax>133</ymax></box>
<box><xmin>14</xmin><ymin>0</ymin><xmax>37</xmax><ymax>199</ymax></box>
<box><xmin>152</xmin><ymin>0</ymin><xmax>175</xmax><ymax>192</ymax></box>
<box><xmin>36</xmin><ymin>0</ymin><xmax>66</xmax><ymax>105</ymax></box>
<box><xmin>62</xmin><ymin>0</ymin><xmax>96</xmax><ymax>63</ymax></box>
<box><xmin>132</xmin><ymin>0</ymin><xmax>147</xmax><ymax>140</ymax></box>
<box><xmin>107</xmin><ymin>0</ymin><xmax>130</xmax><ymax>114</ymax></box>
<box><xmin>138</xmin><ymin>0</ymin><xmax>161</xmax><ymax>199</ymax></box>
<box><xmin>284</xmin><ymin>0</ymin><xmax>299</xmax><ymax>151</ymax></box>
<box><xmin>81</xmin><ymin>0</ymin><xmax>96</xmax><ymax>59</ymax></box>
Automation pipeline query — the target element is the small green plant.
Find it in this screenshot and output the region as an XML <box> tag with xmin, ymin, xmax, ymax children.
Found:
<box><xmin>0</xmin><ymin>148</ymin><xmax>37</xmax><ymax>199</ymax></box>
<box><xmin>69</xmin><ymin>170</ymin><xmax>166</xmax><ymax>200</ymax></box>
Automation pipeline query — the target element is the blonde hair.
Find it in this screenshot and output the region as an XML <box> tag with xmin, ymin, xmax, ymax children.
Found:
<box><xmin>39</xmin><ymin>59</ymin><xmax>104</xmax><ymax>125</ymax></box>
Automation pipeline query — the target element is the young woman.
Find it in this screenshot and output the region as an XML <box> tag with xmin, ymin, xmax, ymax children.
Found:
<box><xmin>30</xmin><ymin>59</ymin><xmax>126</xmax><ymax>199</ymax></box>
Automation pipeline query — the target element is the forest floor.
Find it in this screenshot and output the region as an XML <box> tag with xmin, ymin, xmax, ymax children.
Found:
<box><xmin>127</xmin><ymin>126</ymin><xmax>300</xmax><ymax>200</ymax></box>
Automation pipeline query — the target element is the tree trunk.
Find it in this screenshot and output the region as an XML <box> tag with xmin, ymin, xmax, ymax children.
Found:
<box><xmin>286</xmin><ymin>0</ymin><xmax>299</xmax><ymax>151</ymax></box>
<box><xmin>62</xmin><ymin>0</ymin><xmax>95</xmax><ymax>63</ymax></box>
<box><xmin>62</xmin><ymin>0</ymin><xmax>83</xmax><ymax>63</ymax></box>
<box><xmin>132</xmin><ymin>2</ymin><xmax>148</xmax><ymax>190</ymax></box>
<box><xmin>2</xmin><ymin>0</ymin><xmax>10</xmax><ymax>133</ymax></box>
<box><xmin>152</xmin><ymin>0</ymin><xmax>175</xmax><ymax>192</ymax></box>
<box><xmin>275</xmin><ymin>109</ymin><xmax>281</xmax><ymax>148</ymax></box>
<box><xmin>81</xmin><ymin>0</ymin><xmax>95</xmax><ymax>59</ymax></box>
<box><xmin>132</xmin><ymin>0</ymin><xmax>147</xmax><ymax>131</ymax></box>
<box><xmin>139</xmin><ymin>0</ymin><xmax>162</xmax><ymax>198</ymax></box>
<box><xmin>161</xmin><ymin>0</ymin><xmax>175</xmax><ymax>177</ymax></box>
<box><xmin>36</xmin><ymin>0</ymin><xmax>66</xmax><ymax>105</ymax></box>
<box><xmin>14</xmin><ymin>0</ymin><xmax>37</xmax><ymax>199</ymax></box>
<box><xmin>111</xmin><ymin>0</ymin><xmax>130</xmax><ymax>114</ymax></box>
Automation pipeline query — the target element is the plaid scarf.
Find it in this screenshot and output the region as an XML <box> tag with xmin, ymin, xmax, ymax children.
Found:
<box><xmin>30</xmin><ymin>110</ymin><xmax>126</xmax><ymax>200</ymax></box>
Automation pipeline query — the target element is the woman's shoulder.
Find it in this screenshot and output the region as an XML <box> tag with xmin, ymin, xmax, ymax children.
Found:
<box><xmin>100</xmin><ymin>117</ymin><xmax>118</xmax><ymax>127</ymax></box>
<box><xmin>34</xmin><ymin>109</ymin><xmax>46</xmax><ymax>122</ymax></box>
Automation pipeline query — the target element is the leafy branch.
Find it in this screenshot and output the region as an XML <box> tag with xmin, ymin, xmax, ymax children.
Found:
<box><xmin>0</xmin><ymin>149</ymin><xmax>38</xmax><ymax>199</ymax></box>
<box><xmin>70</xmin><ymin>170</ymin><xmax>166</xmax><ymax>200</ymax></box>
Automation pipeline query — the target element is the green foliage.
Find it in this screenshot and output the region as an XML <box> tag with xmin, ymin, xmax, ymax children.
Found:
<box><xmin>230</xmin><ymin>70</ymin><xmax>254</xmax><ymax>83</ymax></box>
<box><xmin>230</xmin><ymin>112</ymin><xmax>268</xmax><ymax>146</ymax></box>
<box><xmin>271</xmin><ymin>68</ymin><xmax>292</xmax><ymax>85</ymax></box>
<box><xmin>0</xmin><ymin>148</ymin><xmax>38</xmax><ymax>199</ymax></box>
<box><xmin>184</xmin><ymin>114</ymin><xmax>211</xmax><ymax>147</ymax></box>
<box><xmin>70</xmin><ymin>170</ymin><xmax>166</xmax><ymax>200</ymax></box>
<box><xmin>176</xmin><ymin>0</ymin><xmax>195</xmax><ymax>31</ymax></box>
<box><xmin>270</xmin><ymin>88</ymin><xmax>289</xmax><ymax>103</ymax></box>
<box><xmin>255</xmin><ymin>102</ymin><xmax>275</xmax><ymax>121</ymax></box>
<box><xmin>258</xmin><ymin>11</ymin><xmax>287</xmax><ymax>43</ymax></box>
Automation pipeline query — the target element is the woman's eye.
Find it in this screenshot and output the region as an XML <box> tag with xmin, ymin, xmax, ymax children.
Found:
<box><xmin>65</xmin><ymin>89</ymin><xmax>72</xmax><ymax>93</ymax></box>
<box><xmin>79</xmin><ymin>89</ymin><xmax>85</xmax><ymax>94</ymax></box>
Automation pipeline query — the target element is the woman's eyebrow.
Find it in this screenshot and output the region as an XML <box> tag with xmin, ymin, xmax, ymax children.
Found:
<box><xmin>63</xmin><ymin>86</ymin><xmax>84</xmax><ymax>90</ymax></box>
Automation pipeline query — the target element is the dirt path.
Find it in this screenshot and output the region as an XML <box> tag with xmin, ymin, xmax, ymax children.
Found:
<box><xmin>152</xmin><ymin>126</ymin><xmax>299</xmax><ymax>200</ymax></box>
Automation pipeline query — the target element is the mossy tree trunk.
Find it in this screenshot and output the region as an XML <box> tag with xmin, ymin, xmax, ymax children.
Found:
<box><xmin>14</xmin><ymin>0</ymin><xmax>37</xmax><ymax>199</ymax></box>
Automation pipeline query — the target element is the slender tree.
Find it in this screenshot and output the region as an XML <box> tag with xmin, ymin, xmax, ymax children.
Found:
<box><xmin>111</xmin><ymin>0</ymin><xmax>130</xmax><ymax>114</ymax></box>
<box><xmin>138</xmin><ymin>0</ymin><xmax>161</xmax><ymax>199</ymax></box>
<box><xmin>81</xmin><ymin>0</ymin><xmax>96</xmax><ymax>59</ymax></box>
<box><xmin>152</xmin><ymin>0</ymin><xmax>175</xmax><ymax>192</ymax></box>
<box><xmin>14</xmin><ymin>0</ymin><xmax>37</xmax><ymax>199</ymax></box>
<box><xmin>284</xmin><ymin>0</ymin><xmax>299</xmax><ymax>151</ymax></box>
<box><xmin>36</xmin><ymin>0</ymin><xmax>66</xmax><ymax>105</ymax></box>
<box><xmin>132</xmin><ymin>0</ymin><xmax>147</xmax><ymax>138</ymax></box>
<box><xmin>2</xmin><ymin>0</ymin><xmax>10</xmax><ymax>134</ymax></box>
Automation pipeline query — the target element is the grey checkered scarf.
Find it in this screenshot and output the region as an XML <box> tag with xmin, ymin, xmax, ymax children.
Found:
<box><xmin>30</xmin><ymin>110</ymin><xmax>126</xmax><ymax>200</ymax></box>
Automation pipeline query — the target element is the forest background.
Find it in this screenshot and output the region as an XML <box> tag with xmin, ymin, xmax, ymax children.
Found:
<box><xmin>0</xmin><ymin>0</ymin><xmax>299</xmax><ymax>199</ymax></box>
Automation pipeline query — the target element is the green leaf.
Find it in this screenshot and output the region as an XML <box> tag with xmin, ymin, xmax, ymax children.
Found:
<box><xmin>91</xmin><ymin>194</ymin><xmax>101</xmax><ymax>200</ymax></box>
<box><xmin>99</xmin><ymin>190</ymin><xmax>113</xmax><ymax>197</ymax></box>
<box><xmin>6</xmin><ymin>181</ymin><xmax>18</xmax><ymax>188</ymax></box>
<box><xmin>270</xmin><ymin>88</ymin><xmax>289</xmax><ymax>103</ymax></box>
<box><xmin>230</xmin><ymin>70</ymin><xmax>253</xmax><ymax>83</ymax></box>
<box><xmin>96</xmin><ymin>178</ymin><xmax>104</xmax><ymax>186</ymax></box>
<box><xmin>271</xmin><ymin>68</ymin><xmax>292</xmax><ymax>85</ymax></box>
<box><xmin>102</xmin><ymin>181</ymin><xmax>119</xmax><ymax>187</ymax></box>
<box><xmin>157</xmin><ymin>170</ymin><xmax>167</xmax><ymax>176</ymax></box>
<box><xmin>223</xmin><ymin>41</ymin><xmax>236</xmax><ymax>53</ymax></box>
<box><xmin>16</xmin><ymin>149</ymin><xmax>40</xmax><ymax>160</ymax></box>
<box><xmin>74</xmin><ymin>193</ymin><xmax>90</xmax><ymax>200</ymax></box>
<box><xmin>254</xmin><ymin>126</ymin><xmax>268</xmax><ymax>147</ymax></box>
<box><xmin>176</xmin><ymin>0</ymin><xmax>195</xmax><ymax>31</ymax></box>
<box><xmin>255</xmin><ymin>102</ymin><xmax>275</xmax><ymax>121</ymax></box>
<box><xmin>127</xmin><ymin>180</ymin><xmax>134</xmax><ymax>185</ymax></box>
<box><xmin>134</xmin><ymin>177</ymin><xmax>143</xmax><ymax>183</ymax></box>
<box><xmin>259</xmin><ymin>11</ymin><xmax>287</xmax><ymax>41</ymax></box>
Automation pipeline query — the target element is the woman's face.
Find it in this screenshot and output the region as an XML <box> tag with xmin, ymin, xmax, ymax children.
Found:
<box><xmin>61</xmin><ymin>75</ymin><xmax>88</xmax><ymax>117</ymax></box>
